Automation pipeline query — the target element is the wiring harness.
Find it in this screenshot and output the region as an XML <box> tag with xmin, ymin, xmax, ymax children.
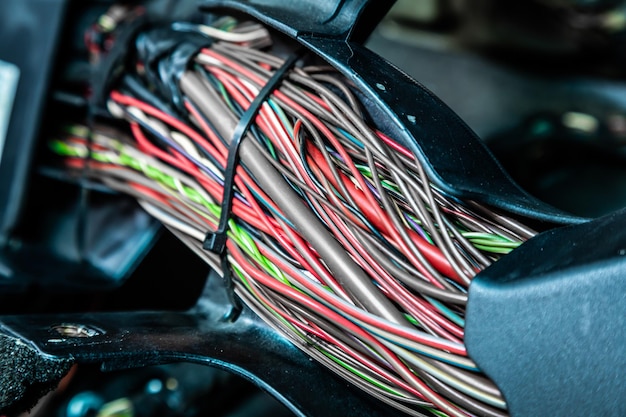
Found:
<box><xmin>51</xmin><ymin>17</ymin><xmax>536</xmax><ymax>417</ymax></box>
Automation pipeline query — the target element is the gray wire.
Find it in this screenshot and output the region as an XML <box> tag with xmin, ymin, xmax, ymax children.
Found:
<box><xmin>235</xmin><ymin>284</ymin><xmax>437</xmax><ymax>417</ymax></box>
<box><xmin>351</xmin><ymin>226</ymin><xmax>468</xmax><ymax>305</ymax></box>
<box><xmin>423</xmin><ymin>357</ymin><xmax>503</xmax><ymax>400</ymax></box>
<box><xmin>308</xmin><ymin>72</ymin><xmax>362</xmax><ymax>117</ymax></box>
<box><xmin>415</xmin><ymin>368</ymin><xmax>508</xmax><ymax>417</ymax></box>
<box><xmin>365</xmin><ymin>147</ymin><xmax>451</xmax><ymax>290</ymax></box>
<box><xmin>180</xmin><ymin>70</ymin><xmax>407</xmax><ymax>325</ymax></box>
<box><xmin>324</xmin><ymin>93</ymin><xmax>471</xmax><ymax>284</ymax></box>
<box><xmin>303</xmin><ymin>83</ymin><xmax>464</xmax><ymax>287</ymax></box>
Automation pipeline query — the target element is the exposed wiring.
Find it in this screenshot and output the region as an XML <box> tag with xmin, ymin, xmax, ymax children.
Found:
<box><xmin>51</xmin><ymin>17</ymin><xmax>535</xmax><ymax>417</ymax></box>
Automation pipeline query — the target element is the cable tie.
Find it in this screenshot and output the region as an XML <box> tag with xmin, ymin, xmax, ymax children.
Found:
<box><xmin>202</xmin><ymin>50</ymin><xmax>302</xmax><ymax>320</ymax></box>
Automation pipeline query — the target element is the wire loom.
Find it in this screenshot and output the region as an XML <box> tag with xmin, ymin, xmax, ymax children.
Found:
<box><xmin>51</xmin><ymin>17</ymin><xmax>538</xmax><ymax>417</ymax></box>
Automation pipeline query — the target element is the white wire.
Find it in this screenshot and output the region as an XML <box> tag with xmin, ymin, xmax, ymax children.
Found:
<box><xmin>173</xmin><ymin>22</ymin><xmax>270</xmax><ymax>43</ymax></box>
<box><xmin>138</xmin><ymin>200</ymin><xmax>205</xmax><ymax>242</ymax></box>
<box><xmin>382</xmin><ymin>340</ymin><xmax>506</xmax><ymax>409</ymax></box>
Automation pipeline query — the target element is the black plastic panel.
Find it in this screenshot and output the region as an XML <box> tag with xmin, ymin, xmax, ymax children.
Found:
<box><xmin>0</xmin><ymin>277</ymin><xmax>407</xmax><ymax>417</ymax></box>
<box><xmin>466</xmin><ymin>208</ymin><xmax>626</xmax><ymax>417</ymax></box>
<box><xmin>201</xmin><ymin>0</ymin><xmax>393</xmax><ymax>43</ymax></box>
<box><xmin>200</xmin><ymin>0</ymin><xmax>584</xmax><ymax>226</ymax></box>
<box><xmin>0</xmin><ymin>0</ymin><xmax>68</xmax><ymax>242</ymax></box>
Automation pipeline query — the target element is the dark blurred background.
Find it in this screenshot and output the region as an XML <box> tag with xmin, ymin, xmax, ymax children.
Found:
<box><xmin>4</xmin><ymin>0</ymin><xmax>626</xmax><ymax>416</ymax></box>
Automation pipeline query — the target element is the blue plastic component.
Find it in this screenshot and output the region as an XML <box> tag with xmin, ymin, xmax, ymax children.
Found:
<box><xmin>466</xmin><ymin>208</ymin><xmax>626</xmax><ymax>417</ymax></box>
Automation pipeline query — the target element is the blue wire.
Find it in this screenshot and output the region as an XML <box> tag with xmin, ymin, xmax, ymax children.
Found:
<box><xmin>336</xmin><ymin>127</ymin><xmax>364</xmax><ymax>148</ymax></box>
<box><xmin>424</xmin><ymin>296</ymin><xmax>465</xmax><ymax>328</ymax></box>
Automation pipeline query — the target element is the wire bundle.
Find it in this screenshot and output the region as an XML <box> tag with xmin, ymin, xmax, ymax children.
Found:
<box><xmin>51</xmin><ymin>19</ymin><xmax>536</xmax><ymax>417</ymax></box>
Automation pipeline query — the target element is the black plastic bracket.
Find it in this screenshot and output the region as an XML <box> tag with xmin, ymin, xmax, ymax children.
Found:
<box><xmin>199</xmin><ymin>0</ymin><xmax>585</xmax><ymax>226</ymax></box>
<box><xmin>201</xmin><ymin>0</ymin><xmax>391</xmax><ymax>43</ymax></box>
<box><xmin>0</xmin><ymin>276</ymin><xmax>402</xmax><ymax>417</ymax></box>
<box><xmin>465</xmin><ymin>208</ymin><xmax>626</xmax><ymax>417</ymax></box>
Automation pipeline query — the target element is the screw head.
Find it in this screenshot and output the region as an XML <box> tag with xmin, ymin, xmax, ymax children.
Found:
<box><xmin>51</xmin><ymin>323</ymin><xmax>103</xmax><ymax>338</ymax></box>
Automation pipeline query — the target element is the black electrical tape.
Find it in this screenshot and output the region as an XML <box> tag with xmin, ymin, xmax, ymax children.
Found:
<box><xmin>120</xmin><ymin>74</ymin><xmax>177</xmax><ymax>117</ymax></box>
<box><xmin>203</xmin><ymin>51</ymin><xmax>302</xmax><ymax>321</ymax></box>
<box><xmin>136</xmin><ymin>25</ymin><xmax>211</xmax><ymax>114</ymax></box>
<box><xmin>92</xmin><ymin>15</ymin><xmax>150</xmax><ymax>108</ymax></box>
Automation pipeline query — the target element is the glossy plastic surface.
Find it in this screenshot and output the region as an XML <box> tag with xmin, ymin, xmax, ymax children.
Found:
<box><xmin>0</xmin><ymin>277</ymin><xmax>407</xmax><ymax>417</ymax></box>
<box><xmin>200</xmin><ymin>0</ymin><xmax>584</xmax><ymax>225</ymax></box>
<box><xmin>466</xmin><ymin>208</ymin><xmax>626</xmax><ymax>417</ymax></box>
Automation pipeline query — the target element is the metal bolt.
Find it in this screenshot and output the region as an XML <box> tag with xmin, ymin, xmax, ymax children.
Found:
<box><xmin>51</xmin><ymin>323</ymin><xmax>103</xmax><ymax>338</ymax></box>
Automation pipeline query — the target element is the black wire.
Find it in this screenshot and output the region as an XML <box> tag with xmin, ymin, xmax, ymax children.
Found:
<box><xmin>121</xmin><ymin>74</ymin><xmax>177</xmax><ymax>117</ymax></box>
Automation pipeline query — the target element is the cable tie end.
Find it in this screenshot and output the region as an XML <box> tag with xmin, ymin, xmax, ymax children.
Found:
<box><xmin>203</xmin><ymin>231</ymin><xmax>227</xmax><ymax>254</ymax></box>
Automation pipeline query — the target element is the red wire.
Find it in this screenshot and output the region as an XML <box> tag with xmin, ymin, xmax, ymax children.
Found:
<box><xmin>109</xmin><ymin>63</ymin><xmax>468</xmax><ymax>354</ymax></box>
<box><xmin>188</xmin><ymin>55</ymin><xmax>466</xmax><ymax>347</ymax></box>
<box><xmin>199</xmin><ymin>50</ymin><xmax>465</xmax><ymax>286</ymax></box>
<box><xmin>113</xmin><ymin>91</ymin><xmax>285</xmax><ymax>222</ymax></box>
<box><xmin>131</xmin><ymin>122</ymin><xmax>192</xmax><ymax>171</ymax></box>
<box><xmin>200</xmin><ymin>51</ymin><xmax>400</xmax><ymax>231</ymax></box>
<box><xmin>312</xmin><ymin>195</ymin><xmax>463</xmax><ymax>342</ymax></box>
<box><xmin>112</xmin><ymin>91</ymin><xmax>289</xmax><ymax>228</ymax></box>
<box><xmin>229</xmin><ymin>241</ymin><xmax>465</xmax><ymax>414</ymax></box>
<box><xmin>73</xmin><ymin>46</ymin><xmax>488</xmax><ymax>416</ymax></box>
<box><xmin>131</xmin><ymin>110</ymin><xmax>334</xmax><ymax>295</ymax></box>
<box><xmin>245</xmin><ymin>212</ymin><xmax>467</xmax><ymax>354</ymax></box>
<box><xmin>306</xmin><ymin>143</ymin><xmax>462</xmax><ymax>284</ymax></box>
<box><xmin>130</xmin><ymin>117</ymin><xmax>289</xmax><ymax>239</ymax></box>
<box><xmin>185</xmin><ymin>101</ymin><xmax>227</xmax><ymax>159</ymax></box>
<box><xmin>376</xmin><ymin>130</ymin><xmax>413</xmax><ymax>159</ymax></box>
<box><xmin>306</xmin><ymin>320</ymin><xmax>432</xmax><ymax>401</ymax></box>
<box><xmin>201</xmin><ymin>69</ymin><xmax>353</xmax><ymax>295</ymax></box>
<box><xmin>276</xmin><ymin>92</ymin><xmax>455</xmax><ymax>288</ymax></box>
<box><xmin>236</xmin><ymin>257</ymin><xmax>333</xmax><ymax>343</ymax></box>
<box><xmin>210</xmin><ymin>67</ymin><xmax>315</xmax><ymax>188</ymax></box>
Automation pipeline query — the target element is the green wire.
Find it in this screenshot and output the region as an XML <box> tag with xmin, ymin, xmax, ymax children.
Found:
<box><xmin>51</xmin><ymin>136</ymin><xmax>491</xmax><ymax>416</ymax></box>
<box><xmin>462</xmin><ymin>232</ymin><xmax>518</xmax><ymax>244</ymax></box>
<box><xmin>466</xmin><ymin>239</ymin><xmax>519</xmax><ymax>248</ymax></box>
<box><xmin>51</xmin><ymin>138</ymin><xmax>290</xmax><ymax>282</ymax></box>
<box><xmin>427</xmin><ymin>408</ymin><xmax>450</xmax><ymax>417</ymax></box>
<box><xmin>229</xmin><ymin>222</ymin><xmax>291</xmax><ymax>286</ymax></box>
<box><xmin>405</xmin><ymin>214</ymin><xmax>434</xmax><ymax>245</ymax></box>
<box><xmin>463</xmin><ymin>232</ymin><xmax>521</xmax><ymax>254</ymax></box>
<box><xmin>472</xmin><ymin>245</ymin><xmax>515</xmax><ymax>255</ymax></box>
<box><xmin>64</xmin><ymin>124</ymin><xmax>90</xmax><ymax>138</ymax></box>
<box><xmin>354</xmin><ymin>163</ymin><xmax>399</xmax><ymax>193</ymax></box>
<box><xmin>268</xmin><ymin>98</ymin><xmax>294</xmax><ymax>139</ymax></box>
<box><xmin>319</xmin><ymin>349</ymin><xmax>406</xmax><ymax>397</ymax></box>
<box><xmin>404</xmin><ymin>314</ymin><xmax>421</xmax><ymax>327</ymax></box>
<box><xmin>214</xmin><ymin>16</ymin><xmax>238</xmax><ymax>32</ymax></box>
<box><xmin>234</xmin><ymin>266</ymin><xmax>406</xmax><ymax>397</ymax></box>
<box><xmin>213</xmin><ymin>76</ymin><xmax>237</xmax><ymax>112</ymax></box>
<box><xmin>259</xmin><ymin>130</ymin><xmax>278</xmax><ymax>160</ymax></box>
<box><xmin>236</xmin><ymin>265</ymin><xmax>410</xmax><ymax>400</ymax></box>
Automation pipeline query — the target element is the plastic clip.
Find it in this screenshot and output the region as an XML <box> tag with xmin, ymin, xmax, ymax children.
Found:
<box><xmin>203</xmin><ymin>50</ymin><xmax>302</xmax><ymax>321</ymax></box>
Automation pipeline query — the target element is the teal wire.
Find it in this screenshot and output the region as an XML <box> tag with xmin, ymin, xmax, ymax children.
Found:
<box><xmin>337</xmin><ymin>127</ymin><xmax>365</xmax><ymax>148</ymax></box>
<box><xmin>424</xmin><ymin>296</ymin><xmax>465</xmax><ymax>328</ymax></box>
